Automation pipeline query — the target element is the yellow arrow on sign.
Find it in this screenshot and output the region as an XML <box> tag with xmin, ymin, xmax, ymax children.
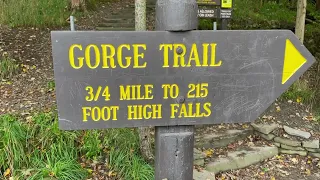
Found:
<box><xmin>282</xmin><ymin>39</ymin><xmax>307</xmax><ymax>84</ymax></box>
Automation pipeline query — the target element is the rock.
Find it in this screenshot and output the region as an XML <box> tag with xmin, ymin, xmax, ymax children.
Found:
<box><xmin>309</xmin><ymin>152</ymin><xmax>320</xmax><ymax>158</ymax></box>
<box><xmin>274</xmin><ymin>142</ymin><xmax>281</xmax><ymax>147</ymax></box>
<box><xmin>206</xmin><ymin>146</ymin><xmax>278</xmax><ymax>174</ymax></box>
<box><xmin>251</xmin><ymin>123</ymin><xmax>278</xmax><ymax>134</ymax></box>
<box><xmin>259</xmin><ymin>133</ymin><xmax>275</xmax><ymax>141</ymax></box>
<box><xmin>281</xmin><ymin>144</ymin><xmax>305</xmax><ymax>151</ymax></box>
<box><xmin>306</xmin><ymin>148</ymin><xmax>320</xmax><ymax>153</ymax></box>
<box><xmin>283</xmin><ymin>126</ymin><xmax>311</xmax><ymax>139</ymax></box>
<box><xmin>194</xmin><ymin>148</ymin><xmax>206</xmax><ymax>160</ymax></box>
<box><xmin>274</xmin><ymin>137</ymin><xmax>301</xmax><ymax>147</ymax></box>
<box><xmin>195</xmin><ymin>129</ymin><xmax>253</xmax><ymax>148</ymax></box>
<box><xmin>302</xmin><ymin>140</ymin><xmax>320</xmax><ymax>149</ymax></box>
<box><xmin>279</xmin><ymin>149</ymin><xmax>307</xmax><ymax>156</ymax></box>
<box><xmin>193</xmin><ymin>169</ymin><xmax>215</xmax><ymax>180</ymax></box>
<box><xmin>194</xmin><ymin>159</ymin><xmax>205</xmax><ymax>166</ymax></box>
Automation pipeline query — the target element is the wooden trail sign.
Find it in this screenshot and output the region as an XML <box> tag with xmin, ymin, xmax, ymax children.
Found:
<box><xmin>51</xmin><ymin>30</ymin><xmax>315</xmax><ymax>130</ymax></box>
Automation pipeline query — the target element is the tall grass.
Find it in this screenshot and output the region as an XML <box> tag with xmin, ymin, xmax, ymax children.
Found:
<box><xmin>105</xmin><ymin>129</ymin><xmax>154</xmax><ymax>180</ymax></box>
<box><xmin>0</xmin><ymin>112</ymin><xmax>154</xmax><ymax>179</ymax></box>
<box><xmin>0</xmin><ymin>56</ymin><xmax>19</xmax><ymax>79</ymax></box>
<box><xmin>0</xmin><ymin>0</ymin><xmax>69</xmax><ymax>27</ymax></box>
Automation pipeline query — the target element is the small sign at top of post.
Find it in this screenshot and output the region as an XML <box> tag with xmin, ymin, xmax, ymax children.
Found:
<box><xmin>197</xmin><ymin>0</ymin><xmax>221</xmax><ymax>5</ymax></box>
<box><xmin>197</xmin><ymin>0</ymin><xmax>233</xmax><ymax>19</ymax></box>
<box><xmin>221</xmin><ymin>0</ymin><xmax>232</xmax><ymax>8</ymax></box>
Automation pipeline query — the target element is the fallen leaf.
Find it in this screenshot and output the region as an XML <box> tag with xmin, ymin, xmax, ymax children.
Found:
<box><xmin>305</xmin><ymin>169</ymin><xmax>311</xmax><ymax>176</ymax></box>
<box><xmin>204</xmin><ymin>149</ymin><xmax>214</xmax><ymax>157</ymax></box>
<box><xmin>4</xmin><ymin>168</ymin><xmax>11</xmax><ymax>177</ymax></box>
<box><xmin>276</xmin><ymin>106</ymin><xmax>281</xmax><ymax>112</ymax></box>
<box><xmin>297</xmin><ymin>97</ymin><xmax>302</xmax><ymax>103</ymax></box>
<box><xmin>307</xmin><ymin>160</ymin><xmax>312</xmax><ymax>164</ymax></box>
<box><xmin>291</xmin><ymin>158</ymin><xmax>299</xmax><ymax>164</ymax></box>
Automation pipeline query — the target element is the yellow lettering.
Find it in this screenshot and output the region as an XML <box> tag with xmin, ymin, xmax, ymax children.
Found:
<box><xmin>152</xmin><ymin>104</ymin><xmax>162</xmax><ymax>119</ymax></box>
<box><xmin>179</xmin><ymin>104</ymin><xmax>187</xmax><ymax>118</ymax></box>
<box><xmin>82</xmin><ymin>107</ymin><xmax>91</xmax><ymax>122</ymax></box>
<box><xmin>101</xmin><ymin>44</ymin><xmax>116</xmax><ymax>68</ymax></box>
<box><xmin>136</xmin><ymin>85</ymin><xmax>142</xmax><ymax>100</ymax></box>
<box><xmin>170</xmin><ymin>104</ymin><xmax>179</xmax><ymax>118</ymax></box>
<box><xmin>159</xmin><ymin>44</ymin><xmax>173</xmax><ymax>67</ymax></box>
<box><xmin>202</xmin><ymin>43</ymin><xmax>209</xmax><ymax>66</ymax></box>
<box><xmin>187</xmin><ymin>44</ymin><xmax>201</xmax><ymax>67</ymax></box>
<box><xmin>133</xmin><ymin>44</ymin><xmax>147</xmax><ymax>68</ymax></box>
<box><xmin>117</xmin><ymin>44</ymin><xmax>131</xmax><ymax>68</ymax></box>
<box><xmin>127</xmin><ymin>105</ymin><xmax>138</xmax><ymax>120</ymax></box>
<box><xmin>196</xmin><ymin>103</ymin><xmax>202</xmax><ymax>117</ymax></box>
<box><xmin>203</xmin><ymin>102</ymin><xmax>211</xmax><ymax>117</ymax></box>
<box><xmin>137</xmin><ymin>105</ymin><xmax>143</xmax><ymax>119</ymax></box>
<box><xmin>69</xmin><ymin>44</ymin><xmax>84</xmax><ymax>69</ymax></box>
<box><xmin>170</xmin><ymin>84</ymin><xmax>179</xmax><ymax>98</ymax></box>
<box><xmin>210</xmin><ymin>43</ymin><xmax>222</xmax><ymax>66</ymax></box>
<box><xmin>85</xmin><ymin>44</ymin><xmax>100</xmax><ymax>69</ymax></box>
<box><xmin>188</xmin><ymin>103</ymin><xmax>196</xmax><ymax>117</ymax></box>
<box><xmin>111</xmin><ymin>106</ymin><xmax>119</xmax><ymax>120</ymax></box>
<box><xmin>162</xmin><ymin>84</ymin><xmax>170</xmax><ymax>99</ymax></box>
<box><xmin>91</xmin><ymin>106</ymin><xmax>101</xmax><ymax>121</ymax></box>
<box><xmin>101</xmin><ymin>107</ymin><xmax>111</xmax><ymax>121</ymax></box>
<box><xmin>173</xmin><ymin>44</ymin><xmax>186</xmax><ymax>67</ymax></box>
<box><xmin>145</xmin><ymin>84</ymin><xmax>153</xmax><ymax>99</ymax></box>
<box><xmin>143</xmin><ymin>105</ymin><xmax>152</xmax><ymax>119</ymax></box>
<box><xmin>120</xmin><ymin>85</ymin><xmax>130</xmax><ymax>100</ymax></box>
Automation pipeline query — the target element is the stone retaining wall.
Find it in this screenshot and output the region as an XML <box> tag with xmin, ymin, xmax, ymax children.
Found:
<box><xmin>252</xmin><ymin>123</ymin><xmax>320</xmax><ymax>158</ymax></box>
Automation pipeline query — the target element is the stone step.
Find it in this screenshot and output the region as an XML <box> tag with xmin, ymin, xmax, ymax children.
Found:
<box><xmin>195</xmin><ymin>129</ymin><xmax>253</xmax><ymax>148</ymax></box>
<box><xmin>129</xmin><ymin>4</ymin><xmax>156</xmax><ymax>9</ymax></box>
<box><xmin>193</xmin><ymin>169</ymin><xmax>215</xmax><ymax>180</ymax></box>
<box><xmin>102</xmin><ymin>18</ymin><xmax>135</xmax><ymax>23</ymax></box>
<box><xmin>98</xmin><ymin>22</ymin><xmax>134</xmax><ymax>28</ymax></box>
<box><xmin>111</xmin><ymin>12</ymin><xmax>135</xmax><ymax>17</ymax></box>
<box><xmin>96</xmin><ymin>27</ymin><xmax>135</xmax><ymax>31</ymax></box>
<box><xmin>206</xmin><ymin>146</ymin><xmax>278</xmax><ymax>174</ymax></box>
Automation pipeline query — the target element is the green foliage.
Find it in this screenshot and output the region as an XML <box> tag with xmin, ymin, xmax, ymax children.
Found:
<box><xmin>0</xmin><ymin>112</ymin><xmax>85</xmax><ymax>179</ymax></box>
<box><xmin>0</xmin><ymin>55</ymin><xmax>19</xmax><ymax>79</ymax></box>
<box><xmin>108</xmin><ymin>149</ymin><xmax>154</xmax><ymax>180</ymax></box>
<box><xmin>27</xmin><ymin>144</ymin><xmax>87</xmax><ymax>180</ymax></box>
<box><xmin>281</xmin><ymin>80</ymin><xmax>315</xmax><ymax>104</ymax></box>
<box><xmin>80</xmin><ymin>130</ymin><xmax>103</xmax><ymax>159</ymax></box>
<box><xmin>0</xmin><ymin>115</ymin><xmax>27</xmax><ymax>171</ymax></box>
<box><xmin>230</xmin><ymin>0</ymin><xmax>296</xmax><ymax>30</ymax></box>
<box><xmin>47</xmin><ymin>80</ymin><xmax>56</xmax><ymax>91</ymax></box>
<box><xmin>0</xmin><ymin>0</ymin><xmax>69</xmax><ymax>27</ymax></box>
<box><xmin>0</xmin><ymin>112</ymin><xmax>154</xmax><ymax>179</ymax></box>
<box><xmin>105</xmin><ymin>128</ymin><xmax>154</xmax><ymax>180</ymax></box>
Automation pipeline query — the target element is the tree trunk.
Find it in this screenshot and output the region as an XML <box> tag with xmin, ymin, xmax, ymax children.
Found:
<box><xmin>135</xmin><ymin>0</ymin><xmax>154</xmax><ymax>163</ymax></box>
<box><xmin>316</xmin><ymin>0</ymin><xmax>320</xmax><ymax>11</ymax></box>
<box><xmin>295</xmin><ymin>0</ymin><xmax>307</xmax><ymax>43</ymax></box>
<box><xmin>138</xmin><ymin>127</ymin><xmax>154</xmax><ymax>162</ymax></box>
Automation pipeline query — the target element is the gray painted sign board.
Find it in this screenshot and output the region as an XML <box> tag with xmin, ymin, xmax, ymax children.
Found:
<box><xmin>51</xmin><ymin>30</ymin><xmax>316</xmax><ymax>130</ymax></box>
